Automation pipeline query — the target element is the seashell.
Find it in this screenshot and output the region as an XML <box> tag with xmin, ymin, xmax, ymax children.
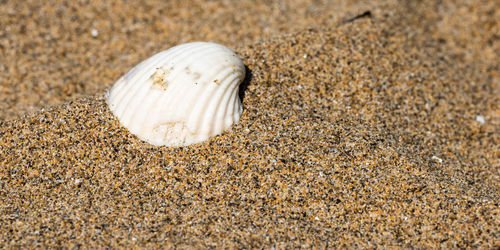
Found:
<box><xmin>105</xmin><ymin>42</ymin><xmax>245</xmax><ymax>146</ymax></box>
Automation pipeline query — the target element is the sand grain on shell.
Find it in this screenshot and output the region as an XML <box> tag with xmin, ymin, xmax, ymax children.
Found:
<box><xmin>0</xmin><ymin>0</ymin><xmax>499</xmax><ymax>248</ymax></box>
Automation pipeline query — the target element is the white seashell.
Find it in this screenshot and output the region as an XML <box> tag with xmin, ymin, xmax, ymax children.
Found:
<box><xmin>105</xmin><ymin>42</ymin><xmax>245</xmax><ymax>146</ymax></box>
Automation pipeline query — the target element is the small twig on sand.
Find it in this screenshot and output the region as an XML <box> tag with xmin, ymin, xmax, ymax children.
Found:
<box><xmin>343</xmin><ymin>11</ymin><xmax>372</xmax><ymax>23</ymax></box>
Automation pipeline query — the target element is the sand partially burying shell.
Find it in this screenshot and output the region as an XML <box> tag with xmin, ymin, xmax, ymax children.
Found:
<box><xmin>0</xmin><ymin>0</ymin><xmax>498</xmax><ymax>248</ymax></box>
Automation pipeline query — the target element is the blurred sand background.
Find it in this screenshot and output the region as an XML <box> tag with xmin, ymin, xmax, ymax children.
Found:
<box><xmin>0</xmin><ymin>0</ymin><xmax>499</xmax><ymax>248</ymax></box>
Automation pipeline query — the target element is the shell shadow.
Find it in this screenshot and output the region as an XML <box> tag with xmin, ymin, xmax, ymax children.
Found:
<box><xmin>238</xmin><ymin>66</ymin><xmax>253</xmax><ymax>103</ymax></box>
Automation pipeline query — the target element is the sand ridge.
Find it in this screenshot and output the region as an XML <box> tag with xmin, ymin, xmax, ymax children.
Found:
<box><xmin>0</xmin><ymin>0</ymin><xmax>385</xmax><ymax>120</ymax></box>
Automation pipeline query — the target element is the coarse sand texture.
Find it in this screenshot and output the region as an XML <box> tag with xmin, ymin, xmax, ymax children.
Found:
<box><xmin>0</xmin><ymin>0</ymin><xmax>498</xmax><ymax>248</ymax></box>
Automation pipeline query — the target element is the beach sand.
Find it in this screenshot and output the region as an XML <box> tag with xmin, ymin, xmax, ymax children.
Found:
<box><xmin>0</xmin><ymin>0</ymin><xmax>498</xmax><ymax>248</ymax></box>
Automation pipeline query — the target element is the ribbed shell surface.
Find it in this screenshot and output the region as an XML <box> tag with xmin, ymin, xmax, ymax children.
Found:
<box><xmin>105</xmin><ymin>42</ymin><xmax>245</xmax><ymax>146</ymax></box>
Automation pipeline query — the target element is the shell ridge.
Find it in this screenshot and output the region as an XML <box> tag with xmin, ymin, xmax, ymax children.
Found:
<box><xmin>202</xmin><ymin>73</ymin><xmax>242</xmax><ymax>136</ymax></box>
<box><xmin>221</xmin><ymin>77</ymin><xmax>244</xmax><ymax>131</ymax></box>
<box><xmin>111</xmin><ymin>45</ymin><xmax>190</xmax><ymax>119</ymax></box>
<box><xmin>111</xmin><ymin>52</ymin><xmax>174</xmax><ymax>121</ymax></box>
<box><xmin>145</xmin><ymin>44</ymin><xmax>216</xmax><ymax>126</ymax></box>
<box><xmin>232</xmin><ymin>86</ymin><xmax>243</xmax><ymax>123</ymax></box>
<box><xmin>110</xmin><ymin>49</ymin><xmax>173</xmax><ymax>109</ymax></box>
<box><xmin>113</xmin><ymin>45</ymin><xmax>192</xmax><ymax>123</ymax></box>
<box><xmin>186</xmin><ymin>65</ymin><xmax>238</xmax><ymax>133</ymax></box>
<box><xmin>189</xmin><ymin>63</ymin><xmax>243</xmax><ymax>133</ymax></box>
<box><xmin>160</xmin><ymin>44</ymin><xmax>224</xmax><ymax>87</ymax></box>
<box><xmin>127</xmin><ymin>86</ymin><xmax>163</xmax><ymax>134</ymax></box>
<box><xmin>180</xmin><ymin>59</ymin><xmax>234</xmax><ymax>132</ymax></box>
<box><xmin>216</xmin><ymin>73</ymin><xmax>243</xmax><ymax>130</ymax></box>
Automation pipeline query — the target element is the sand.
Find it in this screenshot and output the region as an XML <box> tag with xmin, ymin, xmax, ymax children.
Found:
<box><xmin>0</xmin><ymin>0</ymin><xmax>499</xmax><ymax>248</ymax></box>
